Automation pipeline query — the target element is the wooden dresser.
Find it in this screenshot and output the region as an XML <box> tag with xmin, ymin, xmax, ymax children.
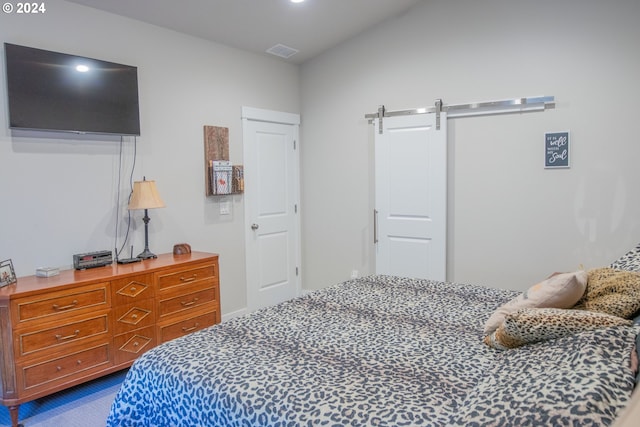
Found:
<box><xmin>0</xmin><ymin>252</ymin><xmax>219</xmax><ymax>427</ymax></box>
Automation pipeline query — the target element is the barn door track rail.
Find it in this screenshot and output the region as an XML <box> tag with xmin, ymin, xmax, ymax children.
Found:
<box><xmin>366</xmin><ymin>96</ymin><xmax>555</xmax><ymax>133</ymax></box>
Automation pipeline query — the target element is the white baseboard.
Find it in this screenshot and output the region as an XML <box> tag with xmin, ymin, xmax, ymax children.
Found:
<box><xmin>221</xmin><ymin>307</ymin><xmax>249</xmax><ymax>322</ymax></box>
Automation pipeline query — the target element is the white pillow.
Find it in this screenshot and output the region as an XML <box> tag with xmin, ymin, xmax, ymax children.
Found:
<box><xmin>483</xmin><ymin>271</ymin><xmax>588</xmax><ymax>335</ymax></box>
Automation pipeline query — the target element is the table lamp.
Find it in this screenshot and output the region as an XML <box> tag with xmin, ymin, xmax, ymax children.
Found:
<box><xmin>128</xmin><ymin>177</ymin><xmax>165</xmax><ymax>259</ymax></box>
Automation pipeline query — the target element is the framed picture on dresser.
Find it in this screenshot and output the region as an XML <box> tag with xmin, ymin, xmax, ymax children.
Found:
<box><xmin>0</xmin><ymin>259</ymin><xmax>16</xmax><ymax>287</ymax></box>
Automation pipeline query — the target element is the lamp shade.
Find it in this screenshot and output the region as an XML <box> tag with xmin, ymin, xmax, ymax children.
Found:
<box><xmin>128</xmin><ymin>180</ymin><xmax>165</xmax><ymax>210</ymax></box>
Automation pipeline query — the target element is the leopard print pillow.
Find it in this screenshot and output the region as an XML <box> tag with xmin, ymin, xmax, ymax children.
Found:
<box><xmin>610</xmin><ymin>243</ymin><xmax>640</xmax><ymax>272</ymax></box>
<box><xmin>572</xmin><ymin>267</ymin><xmax>640</xmax><ymax>318</ymax></box>
<box><xmin>484</xmin><ymin>307</ymin><xmax>631</xmax><ymax>350</ymax></box>
<box><xmin>483</xmin><ymin>271</ymin><xmax>587</xmax><ymax>335</ymax></box>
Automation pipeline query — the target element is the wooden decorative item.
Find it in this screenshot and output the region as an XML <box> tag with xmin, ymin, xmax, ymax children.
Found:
<box><xmin>173</xmin><ymin>243</ymin><xmax>192</xmax><ymax>255</ymax></box>
<box><xmin>203</xmin><ymin>125</ymin><xmax>244</xmax><ymax>196</ymax></box>
<box><xmin>204</xmin><ymin>126</ymin><xmax>229</xmax><ymax>196</ymax></box>
<box><xmin>232</xmin><ymin>165</ymin><xmax>244</xmax><ymax>193</ymax></box>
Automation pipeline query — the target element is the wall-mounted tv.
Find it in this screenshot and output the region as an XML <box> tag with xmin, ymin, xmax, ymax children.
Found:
<box><xmin>4</xmin><ymin>43</ymin><xmax>141</xmax><ymax>136</ymax></box>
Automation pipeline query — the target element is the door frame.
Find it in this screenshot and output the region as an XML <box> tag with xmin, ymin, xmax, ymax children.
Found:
<box><xmin>241</xmin><ymin>106</ymin><xmax>301</xmax><ymax>312</ymax></box>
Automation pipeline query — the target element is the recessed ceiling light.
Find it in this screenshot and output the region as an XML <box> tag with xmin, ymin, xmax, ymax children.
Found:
<box><xmin>76</xmin><ymin>64</ymin><xmax>89</xmax><ymax>72</ymax></box>
<box><xmin>291</xmin><ymin>0</ymin><xmax>305</xmax><ymax>3</ymax></box>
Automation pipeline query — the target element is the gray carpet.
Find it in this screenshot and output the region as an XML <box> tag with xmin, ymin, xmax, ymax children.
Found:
<box><xmin>0</xmin><ymin>370</ymin><xmax>127</xmax><ymax>427</ymax></box>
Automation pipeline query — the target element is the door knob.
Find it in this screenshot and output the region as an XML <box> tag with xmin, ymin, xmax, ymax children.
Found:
<box><xmin>251</xmin><ymin>223</ymin><xmax>259</xmax><ymax>230</ymax></box>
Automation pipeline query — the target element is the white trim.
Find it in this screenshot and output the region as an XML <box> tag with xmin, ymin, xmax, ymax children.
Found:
<box><xmin>221</xmin><ymin>308</ymin><xmax>249</xmax><ymax>322</ymax></box>
<box><xmin>241</xmin><ymin>106</ymin><xmax>300</xmax><ymax>125</ymax></box>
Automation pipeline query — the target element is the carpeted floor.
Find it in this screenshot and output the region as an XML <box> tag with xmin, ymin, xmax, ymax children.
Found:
<box><xmin>0</xmin><ymin>369</ymin><xmax>128</xmax><ymax>427</ymax></box>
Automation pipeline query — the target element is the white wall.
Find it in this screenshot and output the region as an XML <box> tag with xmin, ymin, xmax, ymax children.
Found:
<box><xmin>300</xmin><ymin>0</ymin><xmax>640</xmax><ymax>291</ymax></box>
<box><xmin>3</xmin><ymin>0</ymin><xmax>640</xmax><ymax>309</ymax></box>
<box><xmin>0</xmin><ymin>0</ymin><xmax>300</xmax><ymax>315</ymax></box>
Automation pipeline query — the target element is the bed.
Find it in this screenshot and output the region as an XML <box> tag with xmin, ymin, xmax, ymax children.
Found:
<box><xmin>107</xmin><ymin>265</ymin><xmax>640</xmax><ymax>427</ymax></box>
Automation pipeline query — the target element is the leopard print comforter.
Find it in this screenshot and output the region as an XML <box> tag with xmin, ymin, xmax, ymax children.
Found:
<box><xmin>107</xmin><ymin>275</ymin><xmax>638</xmax><ymax>426</ymax></box>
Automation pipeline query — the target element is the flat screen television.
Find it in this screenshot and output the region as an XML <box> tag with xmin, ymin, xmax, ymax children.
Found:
<box><xmin>4</xmin><ymin>43</ymin><xmax>141</xmax><ymax>136</ymax></box>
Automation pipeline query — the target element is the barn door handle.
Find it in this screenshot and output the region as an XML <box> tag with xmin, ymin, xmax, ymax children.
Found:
<box><xmin>251</xmin><ymin>223</ymin><xmax>259</xmax><ymax>230</ymax></box>
<box><xmin>374</xmin><ymin>209</ymin><xmax>379</xmax><ymax>244</ymax></box>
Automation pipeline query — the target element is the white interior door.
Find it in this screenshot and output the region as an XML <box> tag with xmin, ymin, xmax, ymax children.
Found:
<box><xmin>242</xmin><ymin>107</ymin><xmax>300</xmax><ymax>312</ymax></box>
<box><xmin>374</xmin><ymin>113</ymin><xmax>447</xmax><ymax>281</ymax></box>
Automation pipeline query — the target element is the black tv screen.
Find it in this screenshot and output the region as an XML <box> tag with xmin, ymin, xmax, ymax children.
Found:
<box><xmin>4</xmin><ymin>43</ymin><xmax>140</xmax><ymax>136</ymax></box>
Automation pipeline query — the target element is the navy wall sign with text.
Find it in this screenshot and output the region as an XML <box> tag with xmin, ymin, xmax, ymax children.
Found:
<box><xmin>545</xmin><ymin>131</ymin><xmax>570</xmax><ymax>168</ymax></box>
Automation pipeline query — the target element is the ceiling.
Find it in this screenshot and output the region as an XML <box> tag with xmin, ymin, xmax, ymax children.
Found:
<box><xmin>66</xmin><ymin>0</ymin><xmax>424</xmax><ymax>64</ymax></box>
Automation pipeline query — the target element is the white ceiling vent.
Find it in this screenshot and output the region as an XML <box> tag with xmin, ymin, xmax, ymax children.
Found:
<box><xmin>266</xmin><ymin>44</ymin><xmax>299</xmax><ymax>59</ymax></box>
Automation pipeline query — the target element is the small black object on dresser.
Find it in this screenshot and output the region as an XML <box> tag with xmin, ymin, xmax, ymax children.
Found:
<box><xmin>73</xmin><ymin>250</ymin><xmax>113</xmax><ymax>270</ymax></box>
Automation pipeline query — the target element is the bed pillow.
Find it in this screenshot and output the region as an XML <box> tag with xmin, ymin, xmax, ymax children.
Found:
<box><xmin>484</xmin><ymin>307</ymin><xmax>632</xmax><ymax>350</ymax></box>
<box><xmin>572</xmin><ymin>267</ymin><xmax>640</xmax><ymax>318</ymax></box>
<box><xmin>483</xmin><ymin>271</ymin><xmax>588</xmax><ymax>335</ymax></box>
<box><xmin>609</xmin><ymin>243</ymin><xmax>640</xmax><ymax>272</ymax></box>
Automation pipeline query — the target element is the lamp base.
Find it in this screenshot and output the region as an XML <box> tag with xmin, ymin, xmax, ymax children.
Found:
<box><xmin>136</xmin><ymin>249</ymin><xmax>157</xmax><ymax>260</ymax></box>
<box><xmin>137</xmin><ymin>209</ymin><xmax>157</xmax><ymax>260</ymax></box>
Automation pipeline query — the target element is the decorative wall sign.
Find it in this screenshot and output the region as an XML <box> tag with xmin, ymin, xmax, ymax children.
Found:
<box><xmin>203</xmin><ymin>125</ymin><xmax>244</xmax><ymax>196</ymax></box>
<box><xmin>544</xmin><ymin>131</ymin><xmax>570</xmax><ymax>168</ymax></box>
<box><xmin>204</xmin><ymin>125</ymin><xmax>229</xmax><ymax>196</ymax></box>
<box><xmin>204</xmin><ymin>125</ymin><xmax>230</xmax><ymax>161</ymax></box>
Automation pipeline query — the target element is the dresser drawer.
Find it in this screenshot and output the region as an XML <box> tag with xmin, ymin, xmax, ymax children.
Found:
<box><xmin>158</xmin><ymin>283</ymin><xmax>217</xmax><ymax>319</ymax></box>
<box><xmin>15</xmin><ymin>282</ymin><xmax>109</xmax><ymax>324</ymax></box>
<box><xmin>20</xmin><ymin>343</ymin><xmax>111</xmax><ymax>392</ymax></box>
<box><xmin>113</xmin><ymin>325</ymin><xmax>155</xmax><ymax>365</ymax></box>
<box><xmin>157</xmin><ymin>264</ymin><xmax>216</xmax><ymax>291</ymax></box>
<box><xmin>112</xmin><ymin>273</ymin><xmax>154</xmax><ymax>306</ymax></box>
<box><xmin>17</xmin><ymin>312</ymin><xmax>110</xmax><ymax>358</ymax></box>
<box><xmin>113</xmin><ymin>299</ymin><xmax>155</xmax><ymax>336</ymax></box>
<box><xmin>158</xmin><ymin>311</ymin><xmax>216</xmax><ymax>343</ymax></box>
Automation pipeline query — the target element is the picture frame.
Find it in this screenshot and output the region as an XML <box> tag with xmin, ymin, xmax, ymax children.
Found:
<box><xmin>544</xmin><ymin>131</ymin><xmax>570</xmax><ymax>169</ymax></box>
<box><xmin>0</xmin><ymin>259</ymin><xmax>17</xmax><ymax>287</ymax></box>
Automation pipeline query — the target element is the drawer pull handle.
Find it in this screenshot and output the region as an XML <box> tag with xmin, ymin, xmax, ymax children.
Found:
<box><xmin>130</xmin><ymin>286</ymin><xmax>137</xmax><ymax>292</ymax></box>
<box><xmin>55</xmin><ymin>330</ymin><xmax>80</xmax><ymax>341</ymax></box>
<box><xmin>181</xmin><ymin>322</ymin><xmax>200</xmax><ymax>333</ymax></box>
<box><xmin>56</xmin><ymin>366</ymin><xmax>62</xmax><ymax>372</ymax></box>
<box><xmin>52</xmin><ymin>300</ymin><xmax>78</xmax><ymax>311</ymax></box>
<box><xmin>131</xmin><ymin>314</ymin><xmax>138</xmax><ymax>319</ymax></box>
<box><xmin>180</xmin><ymin>274</ymin><xmax>198</xmax><ymax>283</ymax></box>
<box><xmin>181</xmin><ymin>298</ymin><xmax>199</xmax><ymax>307</ymax></box>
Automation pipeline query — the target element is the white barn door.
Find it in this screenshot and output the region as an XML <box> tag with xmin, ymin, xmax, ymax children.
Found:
<box><xmin>374</xmin><ymin>113</ymin><xmax>447</xmax><ymax>281</ymax></box>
